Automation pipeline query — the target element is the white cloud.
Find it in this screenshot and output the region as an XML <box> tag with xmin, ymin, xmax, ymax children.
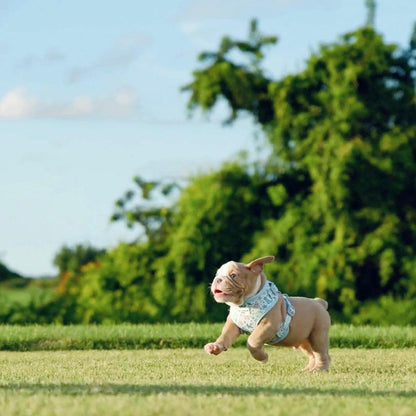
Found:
<box><xmin>0</xmin><ymin>86</ymin><xmax>138</xmax><ymax>120</ymax></box>
<box><xmin>59</xmin><ymin>88</ymin><xmax>138</xmax><ymax>118</ymax></box>
<box><xmin>0</xmin><ymin>87</ymin><xmax>37</xmax><ymax>119</ymax></box>
<box><xmin>60</xmin><ymin>95</ymin><xmax>94</xmax><ymax>118</ymax></box>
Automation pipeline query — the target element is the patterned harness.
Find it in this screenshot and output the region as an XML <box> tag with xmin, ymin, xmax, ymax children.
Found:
<box><xmin>229</xmin><ymin>280</ymin><xmax>295</xmax><ymax>344</ymax></box>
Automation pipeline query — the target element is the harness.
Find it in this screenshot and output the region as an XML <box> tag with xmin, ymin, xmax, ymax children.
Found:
<box><xmin>229</xmin><ymin>280</ymin><xmax>295</xmax><ymax>344</ymax></box>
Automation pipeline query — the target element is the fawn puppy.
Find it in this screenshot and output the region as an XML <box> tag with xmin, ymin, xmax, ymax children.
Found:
<box><xmin>204</xmin><ymin>256</ymin><xmax>331</xmax><ymax>371</ymax></box>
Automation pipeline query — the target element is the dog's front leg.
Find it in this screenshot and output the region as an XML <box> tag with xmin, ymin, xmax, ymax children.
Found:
<box><xmin>247</xmin><ymin>320</ymin><xmax>277</xmax><ymax>363</ymax></box>
<box><xmin>204</xmin><ymin>316</ymin><xmax>241</xmax><ymax>355</ymax></box>
<box><xmin>247</xmin><ymin>335</ymin><xmax>268</xmax><ymax>363</ymax></box>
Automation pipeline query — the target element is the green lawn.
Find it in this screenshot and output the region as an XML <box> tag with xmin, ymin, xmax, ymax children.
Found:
<box><xmin>0</xmin><ymin>323</ymin><xmax>415</xmax><ymax>350</ymax></box>
<box><xmin>0</xmin><ymin>348</ymin><xmax>415</xmax><ymax>416</ymax></box>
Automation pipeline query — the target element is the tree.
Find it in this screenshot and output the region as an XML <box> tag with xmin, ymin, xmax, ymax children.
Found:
<box><xmin>181</xmin><ymin>19</ymin><xmax>276</xmax><ymax>125</ymax></box>
<box><xmin>183</xmin><ymin>19</ymin><xmax>416</xmax><ymax>321</ymax></box>
<box><xmin>110</xmin><ymin>176</ymin><xmax>180</xmax><ymax>242</ymax></box>
<box><xmin>154</xmin><ymin>158</ymin><xmax>276</xmax><ymax>321</ymax></box>
<box><xmin>53</xmin><ymin>244</ymin><xmax>105</xmax><ymax>296</ymax></box>
<box><xmin>53</xmin><ymin>244</ymin><xmax>105</xmax><ymax>275</ymax></box>
<box><xmin>0</xmin><ymin>261</ymin><xmax>21</xmax><ymax>281</ymax></box>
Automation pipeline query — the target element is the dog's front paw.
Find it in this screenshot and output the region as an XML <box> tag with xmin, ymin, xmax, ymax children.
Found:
<box><xmin>259</xmin><ymin>353</ymin><xmax>269</xmax><ymax>364</ymax></box>
<box><xmin>204</xmin><ymin>342</ymin><xmax>225</xmax><ymax>355</ymax></box>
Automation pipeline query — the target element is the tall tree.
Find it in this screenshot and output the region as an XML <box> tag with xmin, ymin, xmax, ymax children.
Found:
<box><xmin>183</xmin><ymin>20</ymin><xmax>416</xmax><ymax>319</ymax></box>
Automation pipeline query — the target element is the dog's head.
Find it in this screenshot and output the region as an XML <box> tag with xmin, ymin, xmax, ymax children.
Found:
<box><xmin>210</xmin><ymin>256</ymin><xmax>275</xmax><ymax>306</ymax></box>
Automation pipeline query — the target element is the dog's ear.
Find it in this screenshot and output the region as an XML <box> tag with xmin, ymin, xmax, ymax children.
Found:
<box><xmin>245</xmin><ymin>256</ymin><xmax>275</xmax><ymax>274</ymax></box>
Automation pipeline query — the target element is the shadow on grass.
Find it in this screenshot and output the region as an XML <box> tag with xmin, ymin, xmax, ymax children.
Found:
<box><xmin>0</xmin><ymin>383</ymin><xmax>415</xmax><ymax>398</ymax></box>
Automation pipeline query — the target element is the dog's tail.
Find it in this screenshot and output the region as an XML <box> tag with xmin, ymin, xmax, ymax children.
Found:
<box><xmin>314</xmin><ymin>297</ymin><xmax>328</xmax><ymax>310</ymax></box>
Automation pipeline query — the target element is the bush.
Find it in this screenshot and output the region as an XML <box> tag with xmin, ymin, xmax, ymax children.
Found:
<box><xmin>353</xmin><ymin>296</ymin><xmax>416</xmax><ymax>326</ymax></box>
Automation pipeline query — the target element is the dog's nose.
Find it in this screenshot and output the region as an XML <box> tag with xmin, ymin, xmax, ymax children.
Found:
<box><xmin>215</xmin><ymin>276</ymin><xmax>223</xmax><ymax>284</ymax></box>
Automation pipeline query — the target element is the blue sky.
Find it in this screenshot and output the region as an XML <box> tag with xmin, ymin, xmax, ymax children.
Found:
<box><xmin>1</xmin><ymin>0</ymin><xmax>415</xmax><ymax>276</ymax></box>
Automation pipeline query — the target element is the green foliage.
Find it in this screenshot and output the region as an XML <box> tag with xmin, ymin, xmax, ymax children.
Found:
<box><xmin>0</xmin><ymin>278</ymin><xmax>57</xmax><ymax>324</ymax></box>
<box><xmin>53</xmin><ymin>244</ymin><xmax>105</xmax><ymax>275</ymax></box>
<box><xmin>110</xmin><ymin>176</ymin><xmax>179</xmax><ymax>241</ymax></box>
<box><xmin>183</xmin><ymin>20</ymin><xmax>416</xmax><ymax>323</ymax></box>
<box><xmin>353</xmin><ymin>296</ymin><xmax>416</xmax><ymax>326</ymax></box>
<box><xmin>251</xmin><ymin>27</ymin><xmax>416</xmax><ymax>319</ymax></box>
<box><xmin>181</xmin><ymin>19</ymin><xmax>276</xmax><ymax>124</ymax></box>
<box><xmin>0</xmin><ymin>261</ymin><xmax>22</xmax><ymax>281</ymax></box>
<box><xmin>51</xmin><ymin>242</ymin><xmax>165</xmax><ymax>324</ymax></box>
<box><xmin>154</xmin><ymin>159</ymin><xmax>276</xmax><ymax>321</ymax></box>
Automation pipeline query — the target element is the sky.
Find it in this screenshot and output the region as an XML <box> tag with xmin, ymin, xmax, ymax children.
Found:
<box><xmin>1</xmin><ymin>0</ymin><xmax>416</xmax><ymax>277</ymax></box>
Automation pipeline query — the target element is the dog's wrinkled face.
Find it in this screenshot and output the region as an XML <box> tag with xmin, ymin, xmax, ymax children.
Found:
<box><xmin>210</xmin><ymin>256</ymin><xmax>275</xmax><ymax>306</ymax></box>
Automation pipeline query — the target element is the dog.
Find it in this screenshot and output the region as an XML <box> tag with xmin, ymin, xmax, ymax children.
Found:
<box><xmin>204</xmin><ymin>256</ymin><xmax>331</xmax><ymax>371</ymax></box>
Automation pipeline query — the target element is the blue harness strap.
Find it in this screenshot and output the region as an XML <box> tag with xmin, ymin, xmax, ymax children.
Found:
<box><xmin>267</xmin><ymin>295</ymin><xmax>295</xmax><ymax>344</ymax></box>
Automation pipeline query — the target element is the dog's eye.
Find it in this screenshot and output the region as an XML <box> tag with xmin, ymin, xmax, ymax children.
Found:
<box><xmin>229</xmin><ymin>273</ymin><xmax>237</xmax><ymax>279</ymax></box>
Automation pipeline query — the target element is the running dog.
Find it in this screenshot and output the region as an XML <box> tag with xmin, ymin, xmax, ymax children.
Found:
<box><xmin>204</xmin><ymin>256</ymin><xmax>331</xmax><ymax>371</ymax></box>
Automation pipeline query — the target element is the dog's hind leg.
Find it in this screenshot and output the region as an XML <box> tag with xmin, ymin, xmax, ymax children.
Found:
<box><xmin>297</xmin><ymin>341</ymin><xmax>316</xmax><ymax>371</ymax></box>
<box><xmin>308</xmin><ymin>314</ymin><xmax>331</xmax><ymax>371</ymax></box>
<box><xmin>310</xmin><ymin>343</ymin><xmax>330</xmax><ymax>371</ymax></box>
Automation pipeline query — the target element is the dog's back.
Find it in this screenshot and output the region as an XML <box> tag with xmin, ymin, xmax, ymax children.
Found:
<box><xmin>314</xmin><ymin>297</ymin><xmax>328</xmax><ymax>310</ymax></box>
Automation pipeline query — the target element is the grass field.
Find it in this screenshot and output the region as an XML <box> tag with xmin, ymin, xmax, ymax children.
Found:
<box><xmin>0</xmin><ymin>347</ymin><xmax>415</xmax><ymax>416</ymax></box>
<box><xmin>0</xmin><ymin>323</ymin><xmax>416</xmax><ymax>350</ymax></box>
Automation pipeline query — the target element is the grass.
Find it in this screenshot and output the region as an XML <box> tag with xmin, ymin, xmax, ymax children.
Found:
<box><xmin>0</xmin><ymin>277</ymin><xmax>56</xmax><ymax>309</ymax></box>
<box><xmin>0</xmin><ymin>323</ymin><xmax>415</xmax><ymax>350</ymax></box>
<box><xmin>0</xmin><ymin>348</ymin><xmax>415</xmax><ymax>416</ymax></box>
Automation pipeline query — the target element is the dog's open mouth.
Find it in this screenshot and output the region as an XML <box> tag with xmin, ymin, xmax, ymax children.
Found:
<box><xmin>212</xmin><ymin>287</ymin><xmax>233</xmax><ymax>303</ymax></box>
